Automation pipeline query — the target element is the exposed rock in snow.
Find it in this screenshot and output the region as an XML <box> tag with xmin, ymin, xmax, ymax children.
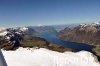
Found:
<box><xmin>2</xmin><ymin>48</ymin><xmax>100</xmax><ymax>66</ymax></box>
<box><xmin>80</xmin><ymin>22</ymin><xmax>100</xmax><ymax>28</ymax></box>
<box><xmin>80</xmin><ymin>24</ymin><xmax>87</xmax><ymax>27</ymax></box>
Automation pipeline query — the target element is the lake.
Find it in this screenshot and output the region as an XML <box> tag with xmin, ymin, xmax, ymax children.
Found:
<box><xmin>37</xmin><ymin>32</ymin><xmax>94</xmax><ymax>52</ymax></box>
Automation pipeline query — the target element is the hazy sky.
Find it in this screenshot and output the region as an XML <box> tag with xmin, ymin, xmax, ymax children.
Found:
<box><xmin>0</xmin><ymin>0</ymin><xmax>100</xmax><ymax>27</ymax></box>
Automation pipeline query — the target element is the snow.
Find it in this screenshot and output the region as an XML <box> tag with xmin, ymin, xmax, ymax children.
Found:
<box><xmin>37</xmin><ymin>24</ymin><xmax>44</xmax><ymax>27</ymax></box>
<box><xmin>2</xmin><ymin>48</ymin><xmax>100</xmax><ymax>66</ymax></box>
<box><xmin>19</xmin><ymin>27</ymin><xmax>28</xmax><ymax>32</ymax></box>
<box><xmin>80</xmin><ymin>24</ymin><xmax>87</xmax><ymax>27</ymax></box>
<box><xmin>0</xmin><ymin>27</ymin><xmax>6</xmax><ymax>31</ymax></box>
<box><xmin>80</xmin><ymin>22</ymin><xmax>100</xmax><ymax>28</ymax></box>
<box><xmin>0</xmin><ymin>27</ymin><xmax>7</xmax><ymax>36</ymax></box>
<box><xmin>0</xmin><ymin>31</ymin><xmax>8</xmax><ymax>36</ymax></box>
<box><xmin>5</xmin><ymin>36</ymin><xmax>10</xmax><ymax>40</ymax></box>
<box><xmin>93</xmin><ymin>22</ymin><xmax>100</xmax><ymax>25</ymax></box>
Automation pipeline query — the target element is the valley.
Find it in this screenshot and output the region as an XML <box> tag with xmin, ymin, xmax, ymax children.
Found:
<box><xmin>0</xmin><ymin>23</ymin><xmax>100</xmax><ymax>65</ymax></box>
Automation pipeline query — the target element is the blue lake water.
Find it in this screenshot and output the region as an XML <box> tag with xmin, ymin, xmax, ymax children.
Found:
<box><xmin>37</xmin><ymin>32</ymin><xmax>94</xmax><ymax>52</ymax></box>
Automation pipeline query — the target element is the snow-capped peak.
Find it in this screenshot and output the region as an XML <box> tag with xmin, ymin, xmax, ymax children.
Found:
<box><xmin>37</xmin><ymin>24</ymin><xmax>44</xmax><ymax>27</ymax></box>
<box><xmin>80</xmin><ymin>22</ymin><xmax>100</xmax><ymax>27</ymax></box>
<box><xmin>79</xmin><ymin>24</ymin><xmax>87</xmax><ymax>27</ymax></box>
<box><xmin>93</xmin><ymin>22</ymin><xmax>100</xmax><ymax>25</ymax></box>
<box><xmin>19</xmin><ymin>27</ymin><xmax>28</xmax><ymax>32</ymax></box>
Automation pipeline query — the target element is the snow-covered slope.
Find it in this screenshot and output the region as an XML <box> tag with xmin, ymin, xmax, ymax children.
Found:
<box><xmin>2</xmin><ymin>48</ymin><xmax>100</xmax><ymax>66</ymax></box>
<box><xmin>0</xmin><ymin>31</ymin><xmax>8</xmax><ymax>36</ymax></box>
<box><xmin>0</xmin><ymin>27</ymin><xmax>6</xmax><ymax>31</ymax></box>
<box><xmin>0</xmin><ymin>27</ymin><xmax>7</xmax><ymax>36</ymax></box>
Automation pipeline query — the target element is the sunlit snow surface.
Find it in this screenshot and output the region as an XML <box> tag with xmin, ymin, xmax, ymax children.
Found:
<box><xmin>0</xmin><ymin>31</ymin><xmax>8</xmax><ymax>36</ymax></box>
<box><xmin>2</xmin><ymin>48</ymin><xmax>100</xmax><ymax>66</ymax></box>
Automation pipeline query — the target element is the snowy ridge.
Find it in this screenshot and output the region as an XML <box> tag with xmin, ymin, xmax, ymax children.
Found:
<box><xmin>2</xmin><ymin>48</ymin><xmax>100</xmax><ymax>66</ymax></box>
<box><xmin>0</xmin><ymin>27</ymin><xmax>7</xmax><ymax>36</ymax></box>
<box><xmin>80</xmin><ymin>22</ymin><xmax>100</xmax><ymax>27</ymax></box>
<box><xmin>19</xmin><ymin>27</ymin><xmax>28</xmax><ymax>32</ymax></box>
<box><xmin>0</xmin><ymin>27</ymin><xmax>6</xmax><ymax>31</ymax></box>
<box><xmin>93</xmin><ymin>22</ymin><xmax>100</xmax><ymax>25</ymax></box>
<box><xmin>0</xmin><ymin>31</ymin><xmax>8</xmax><ymax>36</ymax></box>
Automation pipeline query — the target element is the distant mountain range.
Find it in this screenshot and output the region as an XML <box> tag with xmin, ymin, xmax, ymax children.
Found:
<box><xmin>59</xmin><ymin>22</ymin><xmax>100</xmax><ymax>56</ymax></box>
<box><xmin>0</xmin><ymin>22</ymin><xmax>100</xmax><ymax>59</ymax></box>
<box><xmin>0</xmin><ymin>22</ymin><xmax>100</xmax><ymax>47</ymax></box>
<box><xmin>59</xmin><ymin>22</ymin><xmax>100</xmax><ymax>45</ymax></box>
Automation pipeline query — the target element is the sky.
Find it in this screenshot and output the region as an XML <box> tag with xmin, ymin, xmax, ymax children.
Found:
<box><xmin>0</xmin><ymin>0</ymin><xmax>100</xmax><ymax>27</ymax></box>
